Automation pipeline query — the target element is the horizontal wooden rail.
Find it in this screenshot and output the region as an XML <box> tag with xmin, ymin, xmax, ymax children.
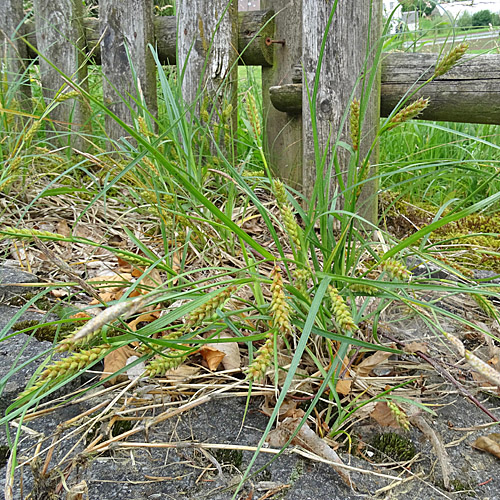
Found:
<box><xmin>269</xmin><ymin>53</ymin><xmax>500</xmax><ymax>125</ymax></box>
<box><xmin>24</xmin><ymin>10</ymin><xmax>275</xmax><ymax>67</ymax></box>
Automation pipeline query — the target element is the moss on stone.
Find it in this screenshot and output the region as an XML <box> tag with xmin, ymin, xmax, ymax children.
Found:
<box><xmin>372</xmin><ymin>432</ymin><xmax>416</xmax><ymax>462</ymax></box>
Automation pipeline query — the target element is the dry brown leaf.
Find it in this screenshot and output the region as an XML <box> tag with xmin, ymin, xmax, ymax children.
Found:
<box><xmin>200</xmin><ymin>345</ymin><xmax>226</xmax><ymax>371</ymax></box>
<box><xmin>404</xmin><ymin>341</ymin><xmax>429</xmax><ymax>354</ymax></box>
<box><xmin>100</xmin><ymin>345</ymin><xmax>137</xmax><ymax>385</ymax></box>
<box><xmin>472</xmin><ymin>433</ymin><xmax>500</xmax><ymax>459</ymax></box>
<box><xmin>88</xmin><ymin>273</ymin><xmax>133</xmax><ymax>304</ymax></box>
<box><xmin>127</xmin><ymin>310</ymin><xmax>161</xmax><ymax>331</ymax></box>
<box><xmin>56</xmin><ymin>219</ymin><xmax>70</xmax><ymax>238</ymax></box>
<box><xmin>355</xmin><ymin>350</ymin><xmax>392</xmax><ymax>378</ymax></box>
<box><xmin>261</xmin><ymin>396</ymin><xmax>298</xmax><ymax>418</ymax></box>
<box><xmin>51</xmin><ymin>288</ymin><xmax>69</xmax><ymax>298</ymax></box>
<box><xmin>336</xmin><ymin>355</ymin><xmax>352</xmax><ymax>395</ymax></box>
<box><xmin>370</xmin><ymin>401</ymin><xmax>401</xmax><ymax>428</ymax></box>
<box><xmin>204</xmin><ymin>334</ymin><xmax>241</xmax><ymax>371</ymax></box>
<box><xmin>163</xmin><ymin>364</ymin><xmax>199</xmax><ymax>380</ymax></box>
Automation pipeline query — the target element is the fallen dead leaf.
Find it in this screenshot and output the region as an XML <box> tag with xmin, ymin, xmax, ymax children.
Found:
<box><xmin>261</xmin><ymin>396</ymin><xmax>298</xmax><ymax>418</ymax></box>
<box><xmin>127</xmin><ymin>310</ymin><xmax>161</xmax><ymax>331</ymax></box>
<box><xmin>404</xmin><ymin>341</ymin><xmax>429</xmax><ymax>355</ymax></box>
<box><xmin>336</xmin><ymin>356</ymin><xmax>352</xmax><ymax>395</ymax></box>
<box><xmin>204</xmin><ymin>333</ymin><xmax>241</xmax><ymax>371</ymax></box>
<box><xmin>370</xmin><ymin>401</ymin><xmax>401</xmax><ymax>428</ymax></box>
<box><xmin>163</xmin><ymin>364</ymin><xmax>199</xmax><ymax>380</ymax></box>
<box><xmin>355</xmin><ymin>350</ymin><xmax>393</xmax><ymax>378</ymax></box>
<box><xmin>472</xmin><ymin>433</ymin><xmax>500</xmax><ymax>459</ymax></box>
<box><xmin>100</xmin><ymin>345</ymin><xmax>137</xmax><ymax>385</ymax></box>
<box><xmin>200</xmin><ymin>345</ymin><xmax>226</xmax><ymax>371</ymax></box>
<box><xmin>56</xmin><ymin>219</ymin><xmax>71</xmax><ymax>238</ymax></box>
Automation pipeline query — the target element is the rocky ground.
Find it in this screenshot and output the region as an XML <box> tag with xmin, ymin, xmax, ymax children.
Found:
<box><xmin>1</xmin><ymin>264</ymin><xmax>500</xmax><ymax>500</ymax></box>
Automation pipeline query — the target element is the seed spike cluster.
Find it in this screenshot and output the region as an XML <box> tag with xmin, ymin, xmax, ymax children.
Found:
<box><xmin>0</xmin><ymin>226</ymin><xmax>62</xmax><ymax>240</ymax></box>
<box><xmin>350</xmin><ymin>283</ymin><xmax>378</xmax><ymax>295</ymax></box>
<box><xmin>272</xmin><ymin>180</ymin><xmax>302</xmax><ymax>250</ymax></box>
<box><xmin>244</xmin><ymin>92</ymin><xmax>261</xmax><ymax>140</ymax></box>
<box><xmin>24</xmin><ymin>120</ymin><xmax>42</xmax><ymax>144</ymax></box>
<box><xmin>434</xmin><ymin>42</ymin><xmax>468</xmax><ymax>77</ymax></box>
<box><xmin>387</xmin><ymin>401</ymin><xmax>410</xmax><ymax>431</ymax></box>
<box><xmin>146</xmin><ymin>352</ymin><xmax>187</xmax><ymax>377</ymax></box>
<box><xmin>18</xmin><ymin>345</ymin><xmax>110</xmax><ymax>399</ymax></box>
<box><xmin>185</xmin><ymin>285</ymin><xmax>237</xmax><ymax>329</ymax></box>
<box><xmin>350</xmin><ymin>98</ymin><xmax>360</xmax><ymax>151</ymax></box>
<box><xmin>293</xmin><ymin>268</ymin><xmax>311</xmax><ymax>295</ymax></box>
<box><xmin>380</xmin><ymin>258</ymin><xmax>411</xmax><ymax>281</ymax></box>
<box><xmin>388</xmin><ymin>98</ymin><xmax>429</xmax><ymax>130</ymax></box>
<box><xmin>246</xmin><ymin>335</ymin><xmax>274</xmax><ymax>381</ymax></box>
<box><xmin>270</xmin><ymin>265</ymin><xmax>293</xmax><ymax>336</ymax></box>
<box><xmin>328</xmin><ymin>285</ymin><xmax>357</xmax><ymax>332</ymax></box>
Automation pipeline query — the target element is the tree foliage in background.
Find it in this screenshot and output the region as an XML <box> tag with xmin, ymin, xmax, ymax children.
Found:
<box><xmin>472</xmin><ymin>9</ymin><xmax>493</xmax><ymax>27</ymax></box>
<box><xmin>457</xmin><ymin>9</ymin><xmax>500</xmax><ymax>30</ymax></box>
<box><xmin>399</xmin><ymin>0</ymin><xmax>437</xmax><ymax>16</ymax></box>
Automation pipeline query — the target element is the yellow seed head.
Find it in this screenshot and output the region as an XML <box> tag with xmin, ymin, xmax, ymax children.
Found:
<box><xmin>388</xmin><ymin>98</ymin><xmax>429</xmax><ymax>130</ymax></box>
<box><xmin>55</xmin><ymin>90</ymin><xmax>80</xmax><ymax>103</ymax></box>
<box><xmin>380</xmin><ymin>258</ymin><xmax>411</xmax><ymax>281</ymax></box>
<box><xmin>270</xmin><ymin>266</ymin><xmax>293</xmax><ymax>336</ymax></box>
<box><xmin>20</xmin><ymin>345</ymin><xmax>110</xmax><ymax>398</ymax></box>
<box><xmin>24</xmin><ymin>120</ymin><xmax>42</xmax><ymax>144</ymax></box>
<box><xmin>349</xmin><ymin>283</ymin><xmax>378</xmax><ymax>295</ymax></box>
<box><xmin>434</xmin><ymin>42</ymin><xmax>468</xmax><ymax>77</ymax></box>
<box><xmin>146</xmin><ymin>351</ymin><xmax>186</xmax><ymax>377</ymax></box>
<box><xmin>328</xmin><ymin>285</ymin><xmax>357</xmax><ymax>332</ymax></box>
<box><xmin>350</xmin><ymin>98</ymin><xmax>360</xmax><ymax>151</ymax></box>
<box><xmin>387</xmin><ymin>401</ymin><xmax>410</xmax><ymax>431</ymax></box>
<box><xmin>185</xmin><ymin>285</ymin><xmax>237</xmax><ymax>328</ymax></box>
<box><xmin>245</xmin><ymin>92</ymin><xmax>261</xmax><ymax>139</ymax></box>
<box><xmin>246</xmin><ymin>336</ymin><xmax>274</xmax><ymax>381</ymax></box>
<box><xmin>0</xmin><ymin>226</ymin><xmax>61</xmax><ymax>240</ymax></box>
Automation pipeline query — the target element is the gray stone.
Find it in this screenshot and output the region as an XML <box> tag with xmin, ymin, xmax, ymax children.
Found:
<box><xmin>0</xmin><ymin>266</ymin><xmax>39</xmax><ymax>302</ymax></box>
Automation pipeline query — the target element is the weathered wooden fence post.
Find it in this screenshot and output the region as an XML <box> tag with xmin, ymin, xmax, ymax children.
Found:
<box><xmin>0</xmin><ymin>0</ymin><xmax>31</xmax><ymax>111</ymax></box>
<box><xmin>261</xmin><ymin>0</ymin><xmax>303</xmax><ymax>189</ymax></box>
<box><xmin>33</xmin><ymin>0</ymin><xmax>89</xmax><ymax>149</ymax></box>
<box><xmin>100</xmin><ymin>0</ymin><xmax>157</xmax><ymax>145</ymax></box>
<box><xmin>177</xmin><ymin>0</ymin><xmax>239</xmax><ymax>154</ymax></box>
<box><xmin>302</xmin><ymin>1</ymin><xmax>381</xmax><ymax>221</ymax></box>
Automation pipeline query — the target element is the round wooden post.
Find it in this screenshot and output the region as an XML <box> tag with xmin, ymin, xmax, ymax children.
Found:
<box><xmin>302</xmin><ymin>1</ymin><xmax>382</xmax><ymax>222</ymax></box>
<box><xmin>0</xmin><ymin>0</ymin><xmax>31</xmax><ymax>111</ymax></box>
<box><xmin>33</xmin><ymin>0</ymin><xmax>89</xmax><ymax>150</ymax></box>
<box><xmin>100</xmin><ymin>0</ymin><xmax>157</xmax><ymax>145</ymax></box>
<box><xmin>177</xmin><ymin>0</ymin><xmax>239</xmax><ymax>154</ymax></box>
<box><xmin>261</xmin><ymin>0</ymin><xmax>303</xmax><ymax>189</ymax></box>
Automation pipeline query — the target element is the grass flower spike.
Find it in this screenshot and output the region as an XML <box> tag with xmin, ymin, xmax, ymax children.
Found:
<box><xmin>146</xmin><ymin>352</ymin><xmax>187</xmax><ymax>377</ymax></box>
<box><xmin>270</xmin><ymin>265</ymin><xmax>293</xmax><ymax>336</ymax></box>
<box><xmin>18</xmin><ymin>345</ymin><xmax>110</xmax><ymax>399</ymax></box>
<box><xmin>350</xmin><ymin>98</ymin><xmax>360</xmax><ymax>151</ymax></box>
<box><xmin>328</xmin><ymin>286</ymin><xmax>357</xmax><ymax>333</ymax></box>
<box><xmin>434</xmin><ymin>42</ymin><xmax>469</xmax><ymax>77</ymax></box>
<box><xmin>272</xmin><ymin>180</ymin><xmax>302</xmax><ymax>250</ymax></box>
<box><xmin>387</xmin><ymin>401</ymin><xmax>410</xmax><ymax>431</ymax></box>
<box><xmin>185</xmin><ymin>285</ymin><xmax>237</xmax><ymax>329</ymax></box>
<box><xmin>380</xmin><ymin>258</ymin><xmax>411</xmax><ymax>281</ymax></box>
<box><xmin>388</xmin><ymin>98</ymin><xmax>429</xmax><ymax>130</ymax></box>
<box><xmin>247</xmin><ymin>335</ymin><xmax>274</xmax><ymax>381</ymax></box>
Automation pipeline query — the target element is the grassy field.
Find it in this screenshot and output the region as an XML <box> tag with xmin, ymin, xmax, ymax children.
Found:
<box><xmin>1</xmin><ymin>32</ymin><xmax>500</xmax><ymax>498</ymax></box>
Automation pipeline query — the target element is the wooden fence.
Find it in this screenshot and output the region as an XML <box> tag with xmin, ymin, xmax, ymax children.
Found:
<box><xmin>1</xmin><ymin>0</ymin><xmax>500</xmax><ymax>220</ymax></box>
